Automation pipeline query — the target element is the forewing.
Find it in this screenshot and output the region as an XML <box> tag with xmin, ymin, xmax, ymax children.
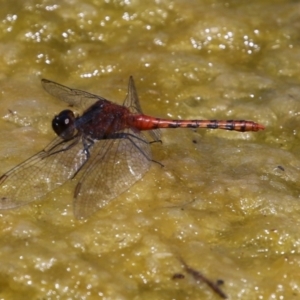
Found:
<box><xmin>124</xmin><ymin>76</ymin><xmax>161</xmax><ymax>141</ymax></box>
<box><xmin>73</xmin><ymin>128</ymin><xmax>152</xmax><ymax>219</ymax></box>
<box><xmin>41</xmin><ymin>79</ymin><xmax>107</xmax><ymax>111</ymax></box>
<box><xmin>0</xmin><ymin>136</ymin><xmax>88</xmax><ymax>209</ymax></box>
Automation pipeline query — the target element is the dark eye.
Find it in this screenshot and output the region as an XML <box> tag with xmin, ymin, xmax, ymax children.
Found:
<box><xmin>52</xmin><ymin>109</ymin><xmax>76</xmax><ymax>140</ymax></box>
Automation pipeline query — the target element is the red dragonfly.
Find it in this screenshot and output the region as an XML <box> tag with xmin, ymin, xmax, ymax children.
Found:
<box><xmin>0</xmin><ymin>77</ymin><xmax>264</xmax><ymax>219</ymax></box>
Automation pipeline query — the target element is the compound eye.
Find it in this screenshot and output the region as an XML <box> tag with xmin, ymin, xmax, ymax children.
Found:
<box><xmin>52</xmin><ymin>109</ymin><xmax>76</xmax><ymax>139</ymax></box>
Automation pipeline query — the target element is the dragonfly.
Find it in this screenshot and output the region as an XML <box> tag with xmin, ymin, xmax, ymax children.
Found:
<box><xmin>0</xmin><ymin>77</ymin><xmax>264</xmax><ymax>219</ymax></box>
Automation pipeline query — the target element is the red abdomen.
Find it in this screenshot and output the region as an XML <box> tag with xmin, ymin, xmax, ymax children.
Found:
<box><xmin>127</xmin><ymin>114</ymin><xmax>264</xmax><ymax>132</ymax></box>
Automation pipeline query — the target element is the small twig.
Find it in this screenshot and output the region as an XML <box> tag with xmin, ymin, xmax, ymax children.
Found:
<box><xmin>178</xmin><ymin>257</ymin><xmax>227</xmax><ymax>299</ymax></box>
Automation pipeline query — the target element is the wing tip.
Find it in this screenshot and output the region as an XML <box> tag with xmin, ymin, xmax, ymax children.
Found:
<box><xmin>0</xmin><ymin>196</ymin><xmax>20</xmax><ymax>210</ymax></box>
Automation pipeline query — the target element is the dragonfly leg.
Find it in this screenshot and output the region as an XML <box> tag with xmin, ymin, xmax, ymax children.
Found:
<box><xmin>150</xmin><ymin>139</ymin><xmax>162</xmax><ymax>145</ymax></box>
<box><xmin>70</xmin><ymin>137</ymin><xmax>94</xmax><ymax>179</ymax></box>
<box><xmin>82</xmin><ymin>137</ymin><xmax>94</xmax><ymax>160</ymax></box>
<box><xmin>110</xmin><ymin>132</ymin><xmax>164</xmax><ymax>167</ymax></box>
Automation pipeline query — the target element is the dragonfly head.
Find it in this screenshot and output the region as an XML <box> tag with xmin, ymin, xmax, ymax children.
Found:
<box><xmin>52</xmin><ymin>109</ymin><xmax>76</xmax><ymax>140</ymax></box>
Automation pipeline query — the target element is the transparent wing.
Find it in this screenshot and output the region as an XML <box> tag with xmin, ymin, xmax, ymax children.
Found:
<box><xmin>124</xmin><ymin>76</ymin><xmax>144</xmax><ymax>114</ymax></box>
<box><xmin>41</xmin><ymin>79</ymin><xmax>107</xmax><ymax>111</ymax></box>
<box><xmin>73</xmin><ymin>128</ymin><xmax>152</xmax><ymax>219</ymax></box>
<box><xmin>124</xmin><ymin>76</ymin><xmax>161</xmax><ymax>141</ymax></box>
<box><xmin>0</xmin><ymin>135</ymin><xmax>88</xmax><ymax>209</ymax></box>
